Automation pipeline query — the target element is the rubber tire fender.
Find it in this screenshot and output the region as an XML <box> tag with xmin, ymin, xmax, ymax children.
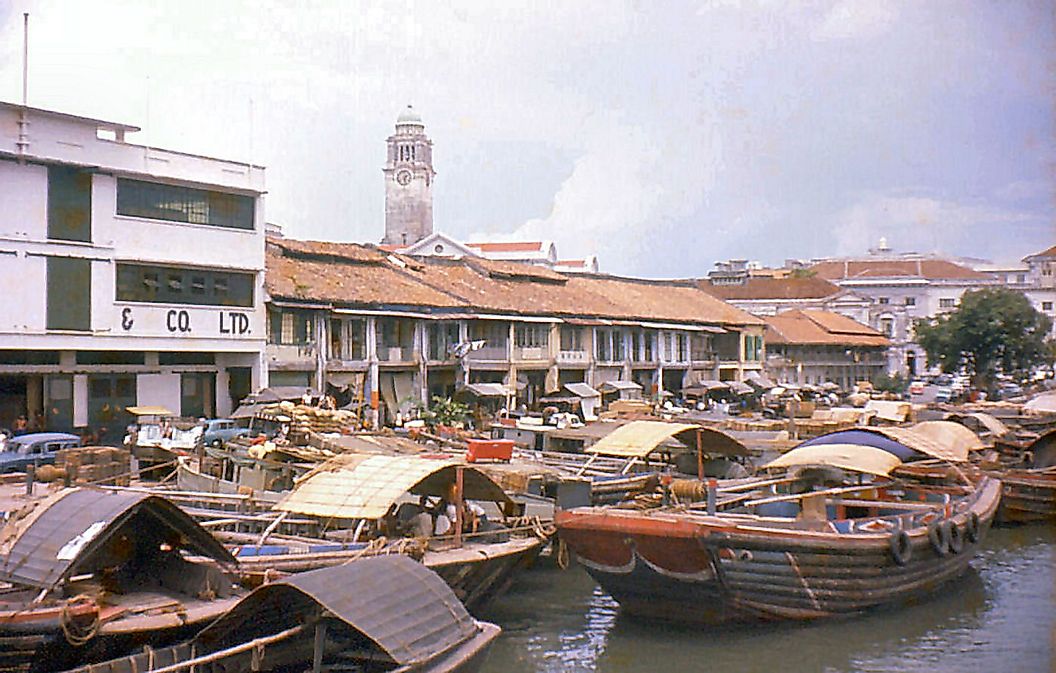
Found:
<box><xmin>928</xmin><ymin>521</ymin><xmax>950</xmax><ymax>557</ymax></box>
<box><xmin>889</xmin><ymin>530</ymin><xmax>912</xmax><ymax>566</ymax></box>
<box><xmin>964</xmin><ymin>512</ymin><xmax>980</xmax><ymax>543</ymax></box>
<box><xmin>946</xmin><ymin>520</ymin><xmax>964</xmax><ymax>554</ymax></box>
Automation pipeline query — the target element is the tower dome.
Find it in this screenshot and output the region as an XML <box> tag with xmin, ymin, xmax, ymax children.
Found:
<box><xmin>396</xmin><ymin>105</ymin><xmax>424</xmax><ymax>127</ymax></box>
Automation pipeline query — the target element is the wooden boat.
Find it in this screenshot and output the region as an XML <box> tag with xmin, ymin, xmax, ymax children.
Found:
<box><xmin>556</xmin><ymin>443</ymin><xmax>1001</xmax><ymax>624</ymax></box>
<box><xmin>59</xmin><ymin>556</ymin><xmax>500</xmax><ymax>673</ymax></box>
<box><xmin>985</xmin><ymin>427</ymin><xmax>1056</xmax><ymax>523</ymax></box>
<box><xmin>205</xmin><ymin>453</ymin><xmax>548</xmax><ymax>612</ymax></box>
<box><xmin>0</xmin><ymin>488</ymin><xmax>242</xmax><ymax>673</ymax></box>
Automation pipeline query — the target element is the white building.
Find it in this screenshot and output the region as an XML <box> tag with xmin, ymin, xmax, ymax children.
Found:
<box><xmin>0</xmin><ymin>102</ymin><xmax>266</xmax><ymax>439</ymax></box>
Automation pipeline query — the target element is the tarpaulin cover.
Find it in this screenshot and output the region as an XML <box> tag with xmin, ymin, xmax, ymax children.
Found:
<box><xmin>764</xmin><ymin>444</ymin><xmax>902</xmax><ymax>476</ymax></box>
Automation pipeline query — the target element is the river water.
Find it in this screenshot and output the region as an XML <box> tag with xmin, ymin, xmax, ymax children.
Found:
<box><xmin>479</xmin><ymin>526</ymin><xmax>1055</xmax><ymax>673</ymax></box>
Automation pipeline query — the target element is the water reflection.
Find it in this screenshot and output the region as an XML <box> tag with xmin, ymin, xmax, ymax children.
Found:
<box><xmin>481</xmin><ymin>527</ymin><xmax>1054</xmax><ymax>673</ymax></box>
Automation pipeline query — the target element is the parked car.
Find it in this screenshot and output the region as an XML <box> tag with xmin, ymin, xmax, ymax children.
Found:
<box><xmin>0</xmin><ymin>432</ymin><xmax>81</xmax><ymax>474</ymax></box>
<box><xmin>934</xmin><ymin>386</ymin><xmax>954</xmax><ymax>403</ymax></box>
<box><xmin>201</xmin><ymin>418</ymin><xmax>250</xmax><ymax>447</ymax></box>
<box><xmin>908</xmin><ymin>380</ymin><xmax>926</xmax><ymax>396</ymax></box>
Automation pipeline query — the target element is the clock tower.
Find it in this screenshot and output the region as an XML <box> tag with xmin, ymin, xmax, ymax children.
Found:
<box><xmin>382</xmin><ymin>105</ymin><xmax>435</xmax><ymax>246</ymax></box>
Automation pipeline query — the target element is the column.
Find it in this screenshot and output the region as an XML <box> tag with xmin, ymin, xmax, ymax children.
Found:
<box><xmin>366</xmin><ymin>317</ymin><xmax>380</xmax><ymax>430</ymax></box>
<box><xmin>314</xmin><ymin>312</ymin><xmax>328</xmax><ymax>393</ymax></box>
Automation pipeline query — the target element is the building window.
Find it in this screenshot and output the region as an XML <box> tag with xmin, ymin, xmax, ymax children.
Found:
<box><xmin>691</xmin><ymin>334</ymin><xmax>712</xmax><ymax>361</ymax></box>
<box><xmin>674</xmin><ymin>333</ymin><xmax>688</xmax><ymax>361</ymax></box>
<box><xmin>515</xmin><ymin>324</ymin><xmax>549</xmax><ymax>349</ymax></box>
<box><xmin>469</xmin><ymin>321</ymin><xmax>508</xmax><ymax>350</ymax></box>
<box><xmin>48</xmin><ymin>165</ymin><xmax>92</xmax><ymax>242</ymax></box>
<box><xmin>116</xmin><ymin>178</ymin><xmax>255</xmax><ymax>230</ymax></box>
<box><xmin>877</xmin><ymin>297</ymin><xmax>889</xmax><ymax>305</ymax></box>
<box><xmin>269</xmin><ymin>308</ymin><xmax>313</xmax><ymax>346</ymax></box>
<box><xmin>47</xmin><ymin>257</ymin><xmax>91</xmax><ymax>331</ymax></box>
<box><xmin>596</xmin><ymin>329</ymin><xmax>613</xmax><ymax>361</ymax></box>
<box><xmin>939</xmin><ymin>298</ymin><xmax>956</xmax><ymax>309</ymax></box>
<box><xmin>560</xmin><ymin>326</ymin><xmax>583</xmax><ymax>351</ymax></box>
<box><xmin>881</xmin><ymin>317</ymin><xmax>895</xmax><ymax>337</ymax></box>
<box><xmin>905</xmin><ymin>297</ymin><xmax>916</xmax><ymax>306</ymax></box>
<box><xmin>643</xmin><ymin>330</ymin><xmax>655</xmax><ymax>361</ymax></box>
<box><xmin>377</xmin><ymin>318</ymin><xmax>413</xmax><ymax>349</ymax></box>
<box><xmin>429</xmin><ymin>322</ymin><xmax>460</xmax><ymax>359</ymax></box>
<box><xmin>1044</xmin><ymin>302</ymin><xmax>1054</xmax><ymax>311</ymax></box>
<box><xmin>743</xmin><ymin>334</ymin><xmax>763</xmax><ymax>361</ymax></box>
<box><xmin>116</xmin><ymin>263</ymin><xmax>253</xmax><ymax>307</ymax></box>
<box><xmin>1017</xmin><ymin>274</ymin><xmax>1026</xmax><ymax>284</ymax></box>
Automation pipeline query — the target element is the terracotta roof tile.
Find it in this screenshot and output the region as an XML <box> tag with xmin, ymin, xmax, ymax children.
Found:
<box><xmin>810</xmin><ymin>259</ymin><xmax>995</xmax><ymax>281</ymax></box>
<box><xmin>764</xmin><ymin>310</ymin><xmax>889</xmax><ymax>347</ymax></box>
<box><xmin>1024</xmin><ymin>244</ymin><xmax>1056</xmax><ymax>260</ymax></box>
<box><xmin>465</xmin><ymin>241</ymin><xmax>545</xmax><ymax>253</ymax></box>
<box><xmin>265</xmin><ymin>238</ymin><xmax>762</xmax><ymax>327</ymax></box>
<box><xmin>700</xmin><ymin>276</ymin><xmax>841</xmax><ymax>300</ymax></box>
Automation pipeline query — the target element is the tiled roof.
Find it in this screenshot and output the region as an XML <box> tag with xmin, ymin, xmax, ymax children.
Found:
<box><xmin>700</xmin><ymin>276</ymin><xmax>841</xmax><ymax>300</ymax></box>
<box><xmin>556</xmin><ymin>259</ymin><xmax>587</xmax><ymax>268</ymax></box>
<box><xmin>265</xmin><ymin>238</ymin><xmax>762</xmax><ymax>327</ymax></box>
<box><xmin>811</xmin><ymin>259</ymin><xmax>994</xmax><ymax>281</ymax></box>
<box><xmin>764</xmin><ymin>310</ymin><xmax>889</xmax><ymax>347</ymax></box>
<box><xmin>465</xmin><ymin>241</ymin><xmax>545</xmax><ymax>253</ymax></box>
<box><xmin>1024</xmin><ymin>244</ymin><xmax>1056</xmax><ymax>260</ymax></box>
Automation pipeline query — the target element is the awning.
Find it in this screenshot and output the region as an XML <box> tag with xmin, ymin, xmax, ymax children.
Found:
<box><xmin>864</xmin><ymin>400</ymin><xmax>911</xmax><ymax>423</ymax></box>
<box><xmin>746</xmin><ymin>372</ymin><xmax>776</xmax><ymax>389</ymax></box>
<box><xmin>728</xmin><ymin>381</ymin><xmax>754</xmax><ymax>395</ymax></box>
<box><xmin>0</xmin><ymin>488</ymin><xmax>235</xmax><ymax>591</ymax></box>
<box><xmin>126</xmin><ymin>406</ymin><xmax>174</xmax><ymax>416</ymax></box>
<box><xmin>587</xmin><ymin>420</ymin><xmax>699</xmax><ymax>458</ymax></box>
<box><xmin>908</xmin><ymin>421</ymin><xmax>984</xmax><ymax>455</ymax></box>
<box><xmin>458</xmin><ymin>382</ymin><xmax>513</xmax><ymax>398</ymax></box>
<box><xmin>764</xmin><ymin>444</ymin><xmax>902</xmax><ymax>477</ymax></box>
<box><xmin>196</xmin><ymin>556</ymin><xmax>479</xmax><ymax>666</ymax></box>
<box><xmin>944</xmin><ymin>412</ymin><xmax>1009</xmax><ymax>438</ymax></box>
<box><xmin>564</xmin><ymin>382</ymin><xmax>600</xmax><ymax>399</ymax></box>
<box><xmin>276</xmin><ymin>454</ymin><xmax>512</xmax><ymax>520</ymax></box>
<box><xmin>230</xmin><ymin>403</ymin><xmax>263</xmax><ymax>420</ymax></box>
<box><xmin>598</xmin><ymin>380</ymin><xmax>643</xmax><ymax>392</ymax></box>
<box><xmin>250</xmin><ymin>387</ymin><xmax>317</xmax><ymax>403</ymax></box>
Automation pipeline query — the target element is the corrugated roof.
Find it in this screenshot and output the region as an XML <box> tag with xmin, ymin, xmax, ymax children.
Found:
<box><xmin>587</xmin><ymin>420</ymin><xmax>699</xmax><ymax>458</ymax></box>
<box><xmin>0</xmin><ymin>488</ymin><xmax>235</xmax><ymax>590</ymax></box>
<box><xmin>764</xmin><ymin>310</ymin><xmax>888</xmax><ymax>347</ymax></box>
<box><xmin>197</xmin><ymin>556</ymin><xmax>479</xmax><ymax>666</ymax></box>
<box><xmin>276</xmin><ymin>454</ymin><xmax>511</xmax><ymax>520</ymax></box>
<box><xmin>701</xmin><ymin>277</ymin><xmax>841</xmax><ymax>300</ymax></box>
<box><xmin>811</xmin><ymin>259</ymin><xmax>995</xmax><ymax>281</ymax></box>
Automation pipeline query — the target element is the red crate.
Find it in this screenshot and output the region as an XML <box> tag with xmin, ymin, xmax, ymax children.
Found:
<box><xmin>466</xmin><ymin>439</ymin><xmax>514</xmax><ymax>463</ymax></box>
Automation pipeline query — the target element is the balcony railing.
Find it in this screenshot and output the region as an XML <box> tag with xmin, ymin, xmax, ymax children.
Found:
<box><xmin>467</xmin><ymin>346</ymin><xmax>508</xmax><ymax>361</ymax></box>
<box><xmin>557</xmin><ymin>350</ymin><xmax>589</xmax><ymax>364</ymax></box>
<box><xmin>376</xmin><ymin>346</ymin><xmax>415</xmax><ymax>362</ymax></box>
<box><xmin>514</xmin><ymin>346</ymin><xmax>548</xmax><ymax>361</ymax></box>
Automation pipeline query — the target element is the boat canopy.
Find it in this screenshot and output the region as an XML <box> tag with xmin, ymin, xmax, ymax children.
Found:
<box><xmin>909</xmin><ymin>421</ymin><xmax>985</xmax><ymax>455</ymax></box>
<box><xmin>944</xmin><ymin>412</ymin><xmax>1009</xmax><ymax>438</ymax></box>
<box><xmin>871</xmin><ymin>426</ymin><xmax>970</xmax><ymax>462</ymax></box>
<box><xmin>275</xmin><ymin>454</ymin><xmax>512</xmax><ymax>520</ymax></box>
<box><xmin>587</xmin><ymin>420</ymin><xmax>749</xmax><ymax>458</ymax></box>
<box><xmin>764</xmin><ymin>444</ymin><xmax>902</xmax><ymax>477</ymax></box>
<box><xmin>0</xmin><ymin>488</ymin><xmax>235</xmax><ymax>591</ymax></box>
<box><xmin>196</xmin><ymin>556</ymin><xmax>479</xmax><ymax>666</ymax></box>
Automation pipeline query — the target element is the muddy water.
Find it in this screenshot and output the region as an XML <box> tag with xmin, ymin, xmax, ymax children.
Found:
<box><xmin>479</xmin><ymin>526</ymin><xmax>1054</xmax><ymax>673</ymax></box>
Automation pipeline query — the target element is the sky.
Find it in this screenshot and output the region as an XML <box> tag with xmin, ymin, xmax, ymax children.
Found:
<box><xmin>0</xmin><ymin>0</ymin><xmax>1052</xmax><ymax>277</ymax></box>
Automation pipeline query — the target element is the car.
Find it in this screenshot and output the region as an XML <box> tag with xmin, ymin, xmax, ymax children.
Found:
<box><xmin>908</xmin><ymin>380</ymin><xmax>926</xmax><ymax>396</ymax></box>
<box><xmin>201</xmin><ymin>418</ymin><xmax>250</xmax><ymax>447</ymax></box>
<box><xmin>0</xmin><ymin>432</ymin><xmax>81</xmax><ymax>474</ymax></box>
<box><xmin>934</xmin><ymin>386</ymin><xmax>954</xmax><ymax>403</ymax></box>
<box><xmin>996</xmin><ymin>383</ymin><xmax>1023</xmax><ymax>400</ymax></box>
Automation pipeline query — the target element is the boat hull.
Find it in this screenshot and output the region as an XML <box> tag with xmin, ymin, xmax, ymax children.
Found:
<box><xmin>994</xmin><ymin>470</ymin><xmax>1056</xmax><ymax>523</ymax></box>
<box><xmin>556</xmin><ymin>477</ymin><xmax>1001</xmax><ymax>624</ymax></box>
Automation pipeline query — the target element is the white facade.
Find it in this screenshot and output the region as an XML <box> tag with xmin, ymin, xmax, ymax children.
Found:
<box><xmin>0</xmin><ymin>102</ymin><xmax>266</xmax><ymax>438</ymax></box>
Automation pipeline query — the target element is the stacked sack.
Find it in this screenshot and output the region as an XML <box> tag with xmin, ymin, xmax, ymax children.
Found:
<box><xmin>262</xmin><ymin>402</ymin><xmax>358</xmax><ymax>435</ymax></box>
<box><xmin>54</xmin><ymin>447</ymin><xmax>132</xmax><ymax>486</ymax></box>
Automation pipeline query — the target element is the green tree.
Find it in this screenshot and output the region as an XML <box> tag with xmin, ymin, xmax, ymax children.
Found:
<box><xmin>915</xmin><ymin>288</ymin><xmax>1053</xmax><ymax>394</ymax></box>
<box><xmin>421</xmin><ymin>396</ymin><xmax>472</xmax><ymax>428</ymax></box>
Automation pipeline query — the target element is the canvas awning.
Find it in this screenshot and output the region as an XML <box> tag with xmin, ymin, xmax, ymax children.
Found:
<box><xmin>764</xmin><ymin>444</ymin><xmax>902</xmax><ymax>477</ymax></box>
<box><xmin>196</xmin><ymin>556</ymin><xmax>479</xmax><ymax>666</ymax></box>
<box><xmin>0</xmin><ymin>488</ymin><xmax>235</xmax><ymax>591</ymax></box>
<box><xmin>587</xmin><ymin>420</ymin><xmax>699</xmax><ymax>458</ymax></box>
<box><xmin>696</xmin><ymin>380</ymin><xmax>730</xmax><ymax>390</ymax></box>
<box><xmin>746</xmin><ymin>372</ymin><xmax>776</xmax><ymax>389</ymax></box>
<box><xmin>869</xmin><ymin>426</ymin><xmax>970</xmax><ymax>463</ymax></box>
<box><xmin>598</xmin><ymin>380</ymin><xmax>643</xmax><ymax>392</ymax></box>
<box><xmin>910</xmin><ymin>421</ymin><xmax>985</xmax><ymax>455</ymax></box>
<box><xmin>563</xmin><ymin>382</ymin><xmax>600</xmax><ymax>399</ymax></box>
<box><xmin>864</xmin><ymin>399</ymin><xmax>911</xmax><ymax>423</ymax></box>
<box><xmin>459</xmin><ymin>382</ymin><xmax>512</xmax><ymax>398</ymax></box>
<box><xmin>728</xmin><ymin>381</ymin><xmax>754</xmax><ymax>396</ymax></box>
<box><xmin>276</xmin><ymin>454</ymin><xmax>512</xmax><ymax>520</ymax></box>
<box><xmin>944</xmin><ymin>412</ymin><xmax>1009</xmax><ymax>438</ymax></box>
<box><xmin>125</xmin><ymin>405</ymin><xmax>174</xmax><ymax>417</ymax></box>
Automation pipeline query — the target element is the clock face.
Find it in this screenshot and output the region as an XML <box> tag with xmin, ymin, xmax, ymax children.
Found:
<box><xmin>396</xmin><ymin>170</ymin><xmax>412</xmax><ymax>186</ymax></box>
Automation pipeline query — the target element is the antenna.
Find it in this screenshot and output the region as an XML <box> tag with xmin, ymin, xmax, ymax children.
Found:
<box><xmin>22</xmin><ymin>13</ymin><xmax>28</xmax><ymax>106</ymax></box>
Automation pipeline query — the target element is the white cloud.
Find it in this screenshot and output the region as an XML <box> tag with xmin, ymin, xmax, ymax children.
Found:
<box><xmin>813</xmin><ymin>0</ymin><xmax>899</xmax><ymax>41</ymax></box>
<box><xmin>830</xmin><ymin>192</ymin><xmax>1037</xmax><ymax>257</ymax></box>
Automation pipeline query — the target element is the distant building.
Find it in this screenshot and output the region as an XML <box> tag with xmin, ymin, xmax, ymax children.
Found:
<box><xmin>0</xmin><ymin>101</ymin><xmax>266</xmax><ymax>436</ymax></box>
<box><xmin>762</xmin><ymin>310</ymin><xmax>889</xmax><ymax>389</ymax></box>
<box><xmin>382</xmin><ymin>106</ymin><xmax>435</xmax><ymax>247</ymax></box>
